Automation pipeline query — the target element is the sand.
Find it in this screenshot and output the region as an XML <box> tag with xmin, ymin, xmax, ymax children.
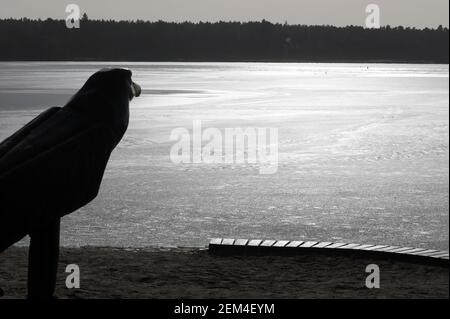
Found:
<box><xmin>0</xmin><ymin>246</ymin><xmax>448</xmax><ymax>299</ymax></box>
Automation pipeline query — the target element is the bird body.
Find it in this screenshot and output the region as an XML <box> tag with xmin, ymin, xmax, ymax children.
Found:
<box><xmin>0</xmin><ymin>68</ymin><xmax>140</xmax><ymax>298</ymax></box>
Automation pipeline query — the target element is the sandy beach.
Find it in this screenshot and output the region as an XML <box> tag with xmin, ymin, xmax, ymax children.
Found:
<box><xmin>0</xmin><ymin>246</ymin><xmax>448</xmax><ymax>299</ymax></box>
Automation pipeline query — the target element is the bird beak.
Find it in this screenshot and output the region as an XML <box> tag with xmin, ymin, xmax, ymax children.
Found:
<box><xmin>130</xmin><ymin>81</ymin><xmax>141</xmax><ymax>100</ymax></box>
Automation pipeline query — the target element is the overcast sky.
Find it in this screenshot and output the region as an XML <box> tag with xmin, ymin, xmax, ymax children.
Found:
<box><xmin>0</xmin><ymin>0</ymin><xmax>448</xmax><ymax>28</ymax></box>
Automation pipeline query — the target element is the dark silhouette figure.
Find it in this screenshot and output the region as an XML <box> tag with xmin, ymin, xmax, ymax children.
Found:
<box><xmin>0</xmin><ymin>68</ymin><xmax>141</xmax><ymax>298</ymax></box>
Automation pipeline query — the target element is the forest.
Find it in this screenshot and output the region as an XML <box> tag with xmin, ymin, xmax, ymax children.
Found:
<box><xmin>0</xmin><ymin>18</ymin><xmax>448</xmax><ymax>63</ymax></box>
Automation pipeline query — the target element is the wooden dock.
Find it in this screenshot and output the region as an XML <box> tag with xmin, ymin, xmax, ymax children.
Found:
<box><xmin>208</xmin><ymin>238</ymin><xmax>449</xmax><ymax>266</ymax></box>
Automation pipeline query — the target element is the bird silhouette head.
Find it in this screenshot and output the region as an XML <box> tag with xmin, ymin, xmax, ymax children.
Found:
<box><xmin>65</xmin><ymin>68</ymin><xmax>141</xmax><ymax>144</ymax></box>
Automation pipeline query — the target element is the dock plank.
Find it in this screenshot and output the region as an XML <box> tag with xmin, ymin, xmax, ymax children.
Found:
<box><xmin>372</xmin><ymin>246</ymin><xmax>399</xmax><ymax>252</ymax></box>
<box><xmin>234</xmin><ymin>239</ymin><xmax>249</xmax><ymax>246</ymax></box>
<box><xmin>349</xmin><ymin>244</ymin><xmax>374</xmax><ymax>250</ymax></box>
<box><xmin>313</xmin><ymin>242</ymin><xmax>333</xmax><ymax>248</ymax></box>
<box><xmin>337</xmin><ymin>243</ymin><xmax>361</xmax><ymax>250</ymax></box>
<box><xmin>362</xmin><ymin>245</ymin><xmax>389</xmax><ymax>251</ymax></box>
<box><xmin>300</xmin><ymin>241</ymin><xmax>318</xmax><ymax>248</ymax></box>
<box><xmin>385</xmin><ymin>247</ymin><xmax>414</xmax><ymax>253</ymax></box>
<box><xmin>431</xmin><ymin>253</ymin><xmax>449</xmax><ymax>258</ymax></box>
<box><xmin>410</xmin><ymin>249</ymin><xmax>439</xmax><ymax>256</ymax></box>
<box><xmin>260</xmin><ymin>240</ymin><xmax>277</xmax><ymax>247</ymax></box>
<box><xmin>247</xmin><ymin>239</ymin><xmax>262</xmax><ymax>247</ymax></box>
<box><xmin>396</xmin><ymin>248</ymin><xmax>427</xmax><ymax>254</ymax></box>
<box><xmin>324</xmin><ymin>243</ymin><xmax>348</xmax><ymax>249</ymax></box>
<box><xmin>427</xmin><ymin>251</ymin><xmax>449</xmax><ymax>257</ymax></box>
<box><xmin>221</xmin><ymin>238</ymin><xmax>235</xmax><ymax>245</ymax></box>
<box><xmin>286</xmin><ymin>241</ymin><xmax>303</xmax><ymax>248</ymax></box>
<box><xmin>209</xmin><ymin>238</ymin><xmax>222</xmax><ymax>245</ymax></box>
<box><xmin>273</xmin><ymin>240</ymin><xmax>290</xmax><ymax>247</ymax></box>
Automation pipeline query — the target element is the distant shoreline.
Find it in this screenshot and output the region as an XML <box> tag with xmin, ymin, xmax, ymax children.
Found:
<box><xmin>1</xmin><ymin>20</ymin><xmax>448</xmax><ymax>64</ymax></box>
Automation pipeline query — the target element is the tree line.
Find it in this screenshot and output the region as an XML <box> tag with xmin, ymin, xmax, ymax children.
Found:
<box><xmin>0</xmin><ymin>18</ymin><xmax>448</xmax><ymax>63</ymax></box>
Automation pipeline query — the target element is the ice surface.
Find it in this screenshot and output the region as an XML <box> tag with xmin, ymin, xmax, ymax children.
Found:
<box><xmin>0</xmin><ymin>62</ymin><xmax>448</xmax><ymax>249</ymax></box>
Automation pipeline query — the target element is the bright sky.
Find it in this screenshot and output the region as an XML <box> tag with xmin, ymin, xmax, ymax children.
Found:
<box><xmin>0</xmin><ymin>0</ymin><xmax>448</xmax><ymax>28</ymax></box>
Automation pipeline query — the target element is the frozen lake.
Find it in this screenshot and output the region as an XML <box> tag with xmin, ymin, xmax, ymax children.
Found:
<box><xmin>0</xmin><ymin>62</ymin><xmax>448</xmax><ymax>250</ymax></box>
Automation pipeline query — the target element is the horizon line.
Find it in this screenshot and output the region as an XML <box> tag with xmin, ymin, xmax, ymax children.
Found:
<box><xmin>1</xmin><ymin>17</ymin><xmax>449</xmax><ymax>31</ymax></box>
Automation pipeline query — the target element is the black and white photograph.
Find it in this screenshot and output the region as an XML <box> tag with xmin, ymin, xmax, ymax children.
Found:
<box><xmin>0</xmin><ymin>0</ymin><xmax>448</xmax><ymax>307</ymax></box>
